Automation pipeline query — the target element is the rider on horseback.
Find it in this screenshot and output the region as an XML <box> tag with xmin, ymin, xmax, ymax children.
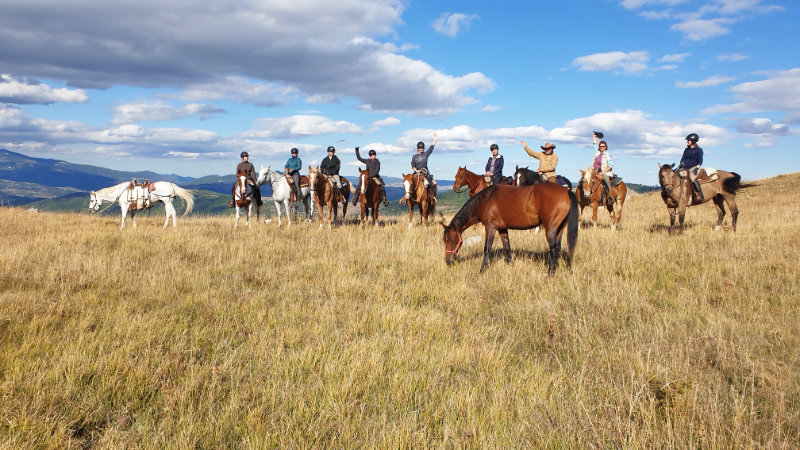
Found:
<box><xmin>285</xmin><ymin>147</ymin><xmax>302</xmax><ymax>201</ymax></box>
<box><xmin>680</xmin><ymin>133</ymin><xmax>704</xmax><ymax>201</ymax></box>
<box><xmin>485</xmin><ymin>143</ymin><xmax>504</xmax><ymax>185</ymax></box>
<box><xmin>321</xmin><ymin>146</ymin><xmax>345</xmax><ymax>203</ymax></box>
<box><xmin>352</xmin><ymin>147</ymin><xmax>389</xmax><ymax>207</ymax></box>
<box><xmin>591</xmin><ymin>131</ymin><xmax>615</xmax><ymax>205</ymax></box>
<box><xmin>229</xmin><ymin>151</ymin><xmax>262</xmax><ymax>208</ymax></box>
<box><xmin>411</xmin><ymin>132</ymin><xmax>438</xmax><ymax>204</ymax></box>
<box><xmin>521</xmin><ymin>140</ymin><xmax>558</xmax><ymax>182</ymax></box>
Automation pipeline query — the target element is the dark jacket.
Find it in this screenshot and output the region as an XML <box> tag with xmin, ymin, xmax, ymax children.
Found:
<box><xmin>485</xmin><ymin>155</ymin><xmax>504</xmax><ymax>185</ymax></box>
<box><xmin>411</xmin><ymin>144</ymin><xmax>434</xmax><ymax>172</ymax></box>
<box><xmin>236</xmin><ymin>161</ymin><xmax>257</xmax><ymax>184</ymax></box>
<box><xmin>355</xmin><ymin>148</ymin><xmax>381</xmax><ymax>178</ymax></box>
<box><xmin>680</xmin><ymin>146</ymin><xmax>703</xmax><ymax>168</ymax></box>
<box><xmin>320</xmin><ymin>155</ymin><xmax>341</xmax><ymax>176</ymax></box>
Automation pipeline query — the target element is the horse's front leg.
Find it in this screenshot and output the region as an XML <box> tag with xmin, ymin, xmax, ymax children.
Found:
<box><xmin>120</xmin><ymin>208</ymin><xmax>128</xmax><ymax>229</ymax></box>
<box><xmin>360</xmin><ymin>202</ymin><xmax>367</xmax><ymax>226</ymax></box>
<box><xmin>667</xmin><ymin>206</ymin><xmax>677</xmax><ymax>235</ymax></box>
<box><xmin>480</xmin><ymin>227</ymin><xmax>497</xmax><ymax>273</ymax></box>
<box><xmin>591</xmin><ymin>202</ymin><xmax>599</xmax><ymax>226</ymax></box>
<box><xmin>420</xmin><ymin>201</ymin><xmax>428</xmax><ymax>226</ymax></box>
<box><xmin>372</xmin><ymin>202</ymin><xmax>379</xmax><ymax>225</ymax></box>
<box><xmin>407</xmin><ymin>203</ymin><xmax>414</xmax><ymax>229</ymax></box>
<box><xmin>499</xmin><ymin>229</ymin><xmax>512</xmax><ymax>264</ymax></box>
<box><xmin>234</xmin><ymin>207</ymin><xmax>240</xmax><ymax>229</ymax></box>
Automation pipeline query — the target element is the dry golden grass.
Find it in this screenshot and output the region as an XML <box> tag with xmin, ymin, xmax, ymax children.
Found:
<box><xmin>1</xmin><ymin>173</ymin><xmax>798</xmax><ymax>447</ymax></box>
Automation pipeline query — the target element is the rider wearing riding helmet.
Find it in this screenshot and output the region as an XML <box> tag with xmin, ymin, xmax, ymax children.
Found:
<box><xmin>591</xmin><ymin>131</ymin><xmax>615</xmax><ymax>204</ymax></box>
<box><xmin>411</xmin><ymin>132</ymin><xmax>438</xmax><ymax>203</ymax></box>
<box><xmin>521</xmin><ymin>140</ymin><xmax>558</xmax><ymax>181</ymax></box>
<box><xmin>680</xmin><ymin>133</ymin><xmax>704</xmax><ymax>201</ymax></box>
<box><xmin>320</xmin><ymin>146</ymin><xmax>344</xmax><ymax>200</ymax></box>
<box><xmin>484</xmin><ymin>143</ymin><xmax>504</xmax><ymax>185</ymax></box>
<box><xmin>353</xmin><ymin>147</ymin><xmax>389</xmax><ymax>207</ymax></box>
<box><xmin>229</xmin><ymin>151</ymin><xmax>262</xmax><ymax>208</ymax></box>
<box><xmin>284</xmin><ymin>147</ymin><xmax>302</xmax><ymax>201</ymax></box>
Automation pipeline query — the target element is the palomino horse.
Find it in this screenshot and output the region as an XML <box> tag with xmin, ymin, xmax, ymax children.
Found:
<box><xmin>88</xmin><ymin>181</ymin><xmax>194</xmax><ymax>229</ymax></box>
<box><xmin>576</xmin><ymin>169</ymin><xmax>627</xmax><ymax>230</ymax></box>
<box><xmin>257</xmin><ymin>165</ymin><xmax>313</xmax><ymax>227</ymax></box>
<box><xmin>400</xmin><ymin>172</ymin><xmax>436</xmax><ymax>228</ymax></box>
<box><xmin>513</xmin><ymin>166</ymin><xmax>573</xmax><ymax>190</ymax></box>
<box><xmin>308</xmin><ymin>166</ymin><xmax>351</xmax><ymax>229</ymax></box>
<box><xmin>356</xmin><ymin>167</ymin><xmax>382</xmax><ymax>226</ymax></box>
<box><xmin>233</xmin><ymin>171</ymin><xmax>257</xmax><ymax>229</ymax></box>
<box><xmin>442</xmin><ymin>183</ymin><xmax>579</xmax><ymax>274</ymax></box>
<box><xmin>453</xmin><ymin>166</ymin><xmax>512</xmax><ymax>197</ymax></box>
<box><xmin>658</xmin><ymin>163</ymin><xmax>755</xmax><ymax>234</ymax></box>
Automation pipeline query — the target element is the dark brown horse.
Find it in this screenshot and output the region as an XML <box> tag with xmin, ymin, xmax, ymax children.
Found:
<box><xmin>452</xmin><ymin>166</ymin><xmax>512</xmax><ymax>197</ymax></box>
<box><xmin>356</xmin><ymin>167</ymin><xmax>381</xmax><ymax>226</ymax></box>
<box><xmin>513</xmin><ymin>166</ymin><xmax>573</xmax><ymax>190</ymax></box>
<box><xmin>658</xmin><ymin>163</ymin><xmax>755</xmax><ymax>234</ymax></box>
<box><xmin>400</xmin><ymin>173</ymin><xmax>435</xmax><ymax>228</ymax></box>
<box><xmin>308</xmin><ymin>166</ymin><xmax>350</xmax><ymax>229</ymax></box>
<box><xmin>576</xmin><ymin>168</ymin><xmax>627</xmax><ymax>230</ymax></box>
<box><xmin>442</xmin><ymin>183</ymin><xmax>579</xmax><ymax>274</ymax></box>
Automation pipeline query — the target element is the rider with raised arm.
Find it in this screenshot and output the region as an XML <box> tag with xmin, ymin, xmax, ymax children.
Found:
<box><xmin>591</xmin><ymin>131</ymin><xmax>615</xmax><ymax>204</ymax></box>
<box><xmin>352</xmin><ymin>146</ymin><xmax>388</xmax><ymax>207</ymax></box>
<box><xmin>411</xmin><ymin>132</ymin><xmax>438</xmax><ymax>203</ymax></box>
<box><xmin>284</xmin><ymin>147</ymin><xmax>302</xmax><ymax>201</ymax></box>
<box><xmin>229</xmin><ymin>151</ymin><xmax>262</xmax><ymax>208</ymax></box>
<box><xmin>484</xmin><ymin>143</ymin><xmax>504</xmax><ymax>185</ymax></box>
<box><xmin>320</xmin><ymin>145</ymin><xmax>345</xmax><ymax>203</ymax></box>
<box><xmin>521</xmin><ymin>140</ymin><xmax>558</xmax><ymax>182</ymax></box>
<box><xmin>680</xmin><ymin>133</ymin><xmax>704</xmax><ymax>201</ymax></box>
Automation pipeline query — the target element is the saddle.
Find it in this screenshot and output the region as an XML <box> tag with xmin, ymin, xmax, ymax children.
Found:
<box><xmin>678</xmin><ymin>167</ymin><xmax>717</xmax><ymax>185</ymax></box>
<box><xmin>127</xmin><ymin>178</ymin><xmax>155</xmax><ymax>192</ymax></box>
<box><xmin>126</xmin><ymin>184</ymin><xmax>152</xmax><ymax>211</ymax></box>
<box><xmin>285</xmin><ymin>174</ymin><xmax>309</xmax><ymax>188</ymax></box>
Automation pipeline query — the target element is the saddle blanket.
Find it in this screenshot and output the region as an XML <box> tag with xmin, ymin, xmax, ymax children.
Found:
<box><xmin>697</xmin><ymin>167</ymin><xmax>718</xmax><ymax>184</ymax></box>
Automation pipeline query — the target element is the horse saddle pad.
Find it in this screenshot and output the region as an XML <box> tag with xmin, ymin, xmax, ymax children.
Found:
<box><xmin>696</xmin><ymin>168</ymin><xmax>718</xmax><ymax>184</ymax></box>
<box><xmin>611</xmin><ymin>176</ymin><xmax>623</xmax><ymax>186</ymax></box>
<box><xmin>285</xmin><ymin>174</ymin><xmax>309</xmax><ymax>187</ymax></box>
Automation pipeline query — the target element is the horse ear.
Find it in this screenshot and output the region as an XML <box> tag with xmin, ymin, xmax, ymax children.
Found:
<box><xmin>515</xmin><ymin>165</ymin><xmax>519</xmax><ymax>170</ymax></box>
<box><xmin>440</xmin><ymin>221</ymin><xmax>447</xmax><ymax>229</ymax></box>
<box><xmin>658</xmin><ymin>163</ymin><xmax>663</xmax><ymax>168</ymax></box>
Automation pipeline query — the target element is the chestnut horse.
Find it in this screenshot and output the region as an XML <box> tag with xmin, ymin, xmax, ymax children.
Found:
<box><xmin>513</xmin><ymin>166</ymin><xmax>572</xmax><ymax>190</ymax></box>
<box><xmin>400</xmin><ymin>173</ymin><xmax>436</xmax><ymax>228</ymax></box>
<box><xmin>658</xmin><ymin>163</ymin><xmax>755</xmax><ymax>234</ymax></box>
<box><xmin>308</xmin><ymin>166</ymin><xmax>350</xmax><ymax>229</ymax></box>
<box><xmin>442</xmin><ymin>183</ymin><xmax>579</xmax><ymax>274</ymax></box>
<box><xmin>356</xmin><ymin>167</ymin><xmax>381</xmax><ymax>226</ymax></box>
<box><xmin>452</xmin><ymin>166</ymin><xmax>511</xmax><ymax>197</ymax></box>
<box><xmin>576</xmin><ymin>169</ymin><xmax>627</xmax><ymax>230</ymax></box>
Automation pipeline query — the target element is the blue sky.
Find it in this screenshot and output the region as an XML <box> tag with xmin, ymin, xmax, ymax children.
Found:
<box><xmin>1</xmin><ymin>0</ymin><xmax>798</xmax><ymax>184</ymax></box>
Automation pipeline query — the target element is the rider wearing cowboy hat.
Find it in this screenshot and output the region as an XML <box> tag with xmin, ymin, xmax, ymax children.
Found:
<box><xmin>353</xmin><ymin>147</ymin><xmax>389</xmax><ymax>207</ymax></box>
<box><xmin>680</xmin><ymin>133</ymin><xmax>704</xmax><ymax>201</ymax></box>
<box><xmin>229</xmin><ymin>151</ymin><xmax>262</xmax><ymax>208</ymax></box>
<box><xmin>520</xmin><ymin>140</ymin><xmax>558</xmax><ymax>181</ymax></box>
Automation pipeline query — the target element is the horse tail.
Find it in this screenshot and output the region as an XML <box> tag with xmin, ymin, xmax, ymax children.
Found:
<box><xmin>171</xmin><ymin>184</ymin><xmax>195</xmax><ymax>216</ymax></box>
<box><xmin>722</xmin><ymin>172</ymin><xmax>757</xmax><ymax>194</ymax></box>
<box><xmin>566</xmin><ymin>189</ymin><xmax>579</xmax><ymax>260</ymax></box>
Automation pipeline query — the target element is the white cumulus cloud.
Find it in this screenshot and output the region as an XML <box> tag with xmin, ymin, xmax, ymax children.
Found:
<box><xmin>432</xmin><ymin>12</ymin><xmax>479</xmax><ymax>38</ymax></box>
<box><xmin>0</xmin><ymin>74</ymin><xmax>89</xmax><ymax>105</ymax></box>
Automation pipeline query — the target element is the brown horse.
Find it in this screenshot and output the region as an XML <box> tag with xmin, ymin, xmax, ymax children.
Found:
<box><xmin>513</xmin><ymin>166</ymin><xmax>573</xmax><ymax>190</ymax></box>
<box><xmin>453</xmin><ymin>166</ymin><xmax>512</xmax><ymax>196</ymax></box>
<box><xmin>357</xmin><ymin>167</ymin><xmax>381</xmax><ymax>226</ymax></box>
<box><xmin>233</xmin><ymin>170</ymin><xmax>254</xmax><ymax>229</ymax></box>
<box><xmin>442</xmin><ymin>183</ymin><xmax>578</xmax><ymax>274</ymax></box>
<box><xmin>308</xmin><ymin>166</ymin><xmax>350</xmax><ymax>229</ymax></box>
<box><xmin>576</xmin><ymin>169</ymin><xmax>627</xmax><ymax>230</ymax></box>
<box><xmin>658</xmin><ymin>163</ymin><xmax>755</xmax><ymax>234</ymax></box>
<box><xmin>400</xmin><ymin>173</ymin><xmax>436</xmax><ymax>228</ymax></box>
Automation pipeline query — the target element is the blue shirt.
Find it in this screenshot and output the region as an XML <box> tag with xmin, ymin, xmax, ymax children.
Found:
<box><xmin>285</xmin><ymin>156</ymin><xmax>302</xmax><ymax>174</ymax></box>
<box><xmin>680</xmin><ymin>146</ymin><xmax>703</xmax><ymax>168</ymax></box>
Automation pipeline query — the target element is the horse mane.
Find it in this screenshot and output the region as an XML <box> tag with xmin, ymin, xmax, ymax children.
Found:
<box><xmin>448</xmin><ymin>186</ymin><xmax>493</xmax><ymax>231</ymax></box>
<box><xmin>96</xmin><ymin>181</ymin><xmax>130</xmax><ymax>197</ymax></box>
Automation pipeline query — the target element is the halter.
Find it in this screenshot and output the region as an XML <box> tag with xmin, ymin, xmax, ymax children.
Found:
<box><xmin>444</xmin><ymin>230</ymin><xmax>463</xmax><ymax>255</ymax></box>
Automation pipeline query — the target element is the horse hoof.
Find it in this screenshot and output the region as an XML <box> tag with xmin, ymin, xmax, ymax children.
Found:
<box><xmin>714</xmin><ymin>225</ymin><xmax>721</xmax><ymax>231</ymax></box>
<box><xmin>265</xmin><ymin>218</ymin><xmax>272</xmax><ymax>223</ymax></box>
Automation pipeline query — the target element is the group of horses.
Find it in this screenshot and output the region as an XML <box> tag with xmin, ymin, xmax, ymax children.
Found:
<box><xmin>87</xmin><ymin>162</ymin><xmax>752</xmax><ymax>275</ymax></box>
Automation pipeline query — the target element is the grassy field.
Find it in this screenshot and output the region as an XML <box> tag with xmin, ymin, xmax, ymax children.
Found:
<box><xmin>0</xmin><ymin>173</ymin><xmax>798</xmax><ymax>447</ymax></box>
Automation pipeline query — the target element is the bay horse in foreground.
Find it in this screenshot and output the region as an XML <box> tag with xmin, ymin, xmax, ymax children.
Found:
<box><xmin>442</xmin><ymin>183</ymin><xmax>579</xmax><ymax>274</ymax></box>
<box><xmin>658</xmin><ymin>163</ymin><xmax>755</xmax><ymax>234</ymax></box>
<box><xmin>308</xmin><ymin>166</ymin><xmax>351</xmax><ymax>229</ymax></box>
<box><xmin>257</xmin><ymin>165</ymin><xmax>313</xmax><ymax>227</ymax></box>
<box><xmin>400</xmin><ymin>173</ymin><xmax>436</xmax><ymax>228</ymax></box>
<box><xmin>452</xmin><ymin>166</ymin><xmax>512</xmax><ymax>197</ymax></box>
<box><xmin>577</xmin><ymin>169</ymin><xmax>627</xmax><ymax>230</ymax></box>
<box><xmin>356</xmin><ymin>167</ymin><xmax>382</xmax><ymax>226</ymax></box>
<box><xmin>89</xmin><ymin>180</ymin><xmax>194</xmax><ymax>229</ymax></box>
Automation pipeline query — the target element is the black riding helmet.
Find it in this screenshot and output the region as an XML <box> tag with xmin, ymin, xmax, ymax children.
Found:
<box><xmin>368</xmin><ymin>149</ymin><xmax>376</xmax><ymax>156</ymax></box>
<box><xmin>240</xmin><ymin>151</ymin><xmax>249</xmax><ymax>158</ymax></box>
<box><xmin>490</xmin><ymin>143</ymin><xmax>498</xmax><ymax>150</ymax></box>
<box><xmin>327</xmin><ymin>146</ymin><xmax>335</xmax><ymax>153</ymax></box>
<box><xmin>686</xmin><ymin>133</ymin><xmax>700</xmax><ymax>143</ymax></box>
<box><xmin>291</xmin><ymin>147</ymin><xmax>298</xmax><ymax>154</ymax></box>
<box><xmin>417</xmin><ymin>141</ymin><xmax>425</xmax><ymax>149</ymax></box>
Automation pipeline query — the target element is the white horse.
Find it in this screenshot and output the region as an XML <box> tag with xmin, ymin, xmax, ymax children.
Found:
<box><xmin>89</xmin><ymin>181</ymin><xmax>194</xmax><ymax>229</ymax></box>
<box><xmin>256</xmin><ymin>165</ymin><xmax>313</xmax><ymax>227</ymax></box>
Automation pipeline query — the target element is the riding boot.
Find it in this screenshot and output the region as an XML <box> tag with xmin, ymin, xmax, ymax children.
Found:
<box><xmin>605</xmin><ymin>186</ymin><xmax>615</xmax><ymax>205</ymax></box>
<box><xmin>380</xmin><ymin>186</ymin><xmax>388</xmax><ymax>206</ymax></box>
<box><xmin>228</xmin><ymin>197</ymin><xmax>234</xmax><ymax>208</ymax></box>
<box><xmin>693</xmin><ymin>181</ymin><xmax>704</xmax><ymax>201</ymax></box>
<box><xmin>351</xmin><ymin>188</ymin><xmax>359</xmax><ymax>205</ymax></box>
